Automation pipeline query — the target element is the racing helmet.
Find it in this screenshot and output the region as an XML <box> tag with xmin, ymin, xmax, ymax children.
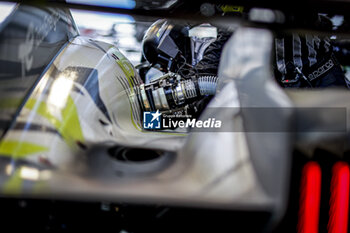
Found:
<box><xmin>142</xmin><ymin>19</ymin><xmax>189</xmax><ymax>71</ymax></box>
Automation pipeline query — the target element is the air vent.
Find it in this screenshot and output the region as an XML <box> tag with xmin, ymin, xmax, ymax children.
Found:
<box><xmin>109</xmin><ymin>147</ymin><xmax>162</xmax><ymax>162</ymax></box>
<box><xmin>106</xmin><ymin>146</ymin><xmax>174</xmax><ymax>176</ymax></box>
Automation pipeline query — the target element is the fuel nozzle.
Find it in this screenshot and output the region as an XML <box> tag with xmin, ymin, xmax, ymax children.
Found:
<box><xmin>137</xmin><ymin>72</ymin><xmax>218</xmax><ymax>112</ymax></box>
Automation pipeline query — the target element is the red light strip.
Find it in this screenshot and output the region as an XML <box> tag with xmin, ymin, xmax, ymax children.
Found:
<box><xmin>328</xmin><ymin>162</ymin><xmax>350</xmax><ymax>233</ymax></box>
<box><xmin>298</xmin><ymin>162</ymin><xmax>322</xmax><ymax>233</ymax></box>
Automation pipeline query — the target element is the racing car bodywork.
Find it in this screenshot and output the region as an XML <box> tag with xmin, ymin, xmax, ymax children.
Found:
<box><xmin>1</xmin><ymin>1</ymin><xmax>350</xmax><ymax>232</ymax></box>
<box><xmin>0</xmin><ymin>3</ymin><xmax>290</xmax><ymax>214</ymax></box>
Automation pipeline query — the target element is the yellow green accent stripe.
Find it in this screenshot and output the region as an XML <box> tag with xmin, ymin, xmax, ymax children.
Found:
<box><xmin>25</xmin><ymin>96</ymin><xmax>84</xmax><ymax>145</ymax></box>
<box><xmin>60</xmin><ymin>96</ymin><xmax>85</xmax><ymax>143</ymax></box>
<box><xmin>0</xmin><ymin>141</ymin><xmax>48</xmax><ymax>158</ymax></box>
<box><xmin>220</xmin><ymin>5</ymin><xmax>244</xmax><ymax>13</ymax></box>
<box><xmin>26</xmin><ymin>98</ymin><xmax>61</xmax><ymax>130</ymax></box>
